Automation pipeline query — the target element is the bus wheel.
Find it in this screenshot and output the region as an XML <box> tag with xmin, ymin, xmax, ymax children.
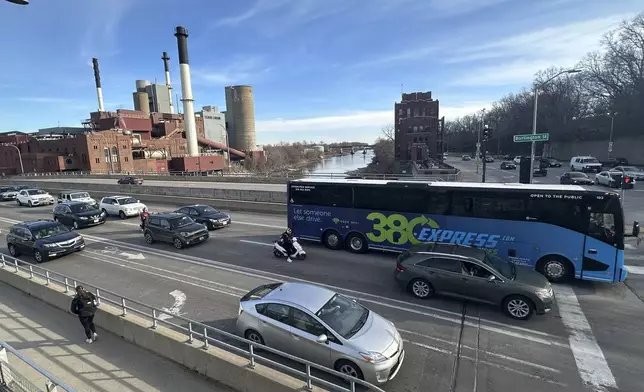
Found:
<box><xmin>346</xmin><ymin>233</ymin><xmax>368</xmax><ymax>253</ymax></box>
<box><xmin>323</xmin><ymin>230</ymin><xmax>343</xmax><ymax>250</ymax></box>
<box><xmin>538</xmin><ymin>256</ymin><xmax>573</xmax><ymax>283</ymax></box>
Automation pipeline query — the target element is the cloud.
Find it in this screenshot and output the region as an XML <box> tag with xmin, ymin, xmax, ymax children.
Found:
<box><xmin>449</xmin><ymin>13</ymin><xmax>634</xmax><ymax>86</ymax></box>
<box><xmin>192</xmin><ymin>57</ymin><xmax>272</xmax><ymax>85</ymax></box>
<box><xmin>79</xmin><ymin>0</ymin><xmax>133</xmax><ymax>58</ymax></box>
<box><xmin>215</xmin><ymin>0</ymin><xmax>292</xmax><ymax>26</ymax></box>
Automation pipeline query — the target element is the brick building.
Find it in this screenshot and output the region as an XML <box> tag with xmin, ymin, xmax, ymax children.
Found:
<box><xmin>394</xmin><ymin>92</ymin><xmax>444</xmax><ymax>163</ymax></box>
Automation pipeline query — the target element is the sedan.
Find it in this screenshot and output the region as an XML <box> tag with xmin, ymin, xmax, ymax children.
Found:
<box><xmin>175</xmin><ymin>204</ymin><xmax>231</xmax><ymax>230</ymax></box>
<box><xmin>117</xmin><ymin>176</ymin><xmax>143</xmax><ymax>185</ymax></box>
<box><xmin>595</xmin><ymin>171</ymin><xmax>634</xmax><ymax>188</ymax></box>
<box><xmin>500</xmin><ymin>161</ymin><xmax>516</xmax><ymax>170</ymax></box>
<box><xmin>484</xmin><ymin>156</ymin><xmax>495</xmax><ymax>163</ymax></box>
<box><xmin>394</xmin><ymin>243</ymin><xmax>553</xmax><ymax>320</ymax></box>
<box><xmin>461</xmin><ymin>155</ymin><xmax>471</xmax><ymax>161</ymax></box>
<box><xmin>547</xmin><ymin>158</ymin><xmax>562</xmax><ymax>167</ymax></box>
<box><xmin>236</xmin><ymin>282</ymin><xmax>404</xmax><ymax>385</ymax></box>
<box><xmin>560</xmin><ymin>172</ymin><xmax>593</xmax><ymax>185</ymax></box>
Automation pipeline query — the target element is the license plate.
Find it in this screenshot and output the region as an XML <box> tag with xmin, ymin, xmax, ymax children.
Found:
<box><xmin>94</xmin><ymin>219</ymin><xmax>99</xmax><ymax>223</ymax></box>
<box><xmin>199</xmin><ymin>236</ymin><xmax>205</xmax><ymax>241</ymax></box>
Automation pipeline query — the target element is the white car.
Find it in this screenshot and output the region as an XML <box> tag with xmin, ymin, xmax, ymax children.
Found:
<box><xmin>513</xmin><ymin>156</ymin><xmax>521</xmax><ymax>164</ymax></box>
<box><xmin>570</xmin><ymin>156</ymin><xmax>602</xmax><ymax>172</ymax></box>
<box><xmin>57</xmin><ymin>190</ymin><xmax>96</xmax><ymax>205</ymax></box>
<box><xmin>99</xmin><ymin>196</ymin><xmax>147</xmax><ymax>219</ymax></box>
<box><xmin>16</xmin><ymin>189</ymin><xmax>56</xmax><ymax>207</ymax></box>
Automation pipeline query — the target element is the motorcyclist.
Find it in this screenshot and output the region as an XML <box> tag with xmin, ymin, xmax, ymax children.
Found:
<box><xmin>279</xmin><ymin>228</ymin><xmax>296</xmax><ymax>262</ymax></box>
<box><xmin>140</xmin><ymin>207</ymin><xmax>150</xmax><ymax>229</ymax></box>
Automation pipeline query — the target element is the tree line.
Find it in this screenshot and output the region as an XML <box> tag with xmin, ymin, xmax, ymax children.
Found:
<box><xmin>445</xmin><ymin>13</ymin><xmax>644</xmax><ymax>156</ymax></box>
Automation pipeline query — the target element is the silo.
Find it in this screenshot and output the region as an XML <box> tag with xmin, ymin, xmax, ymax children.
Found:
<box><xmin>133</xmin><ymin>92</ymin><xmax>150</xmax><ymax>115</ymax></box>
<box><xmin>226</xmin><ymin>85</ymin><xmax>256</xmax><ymax>151</ymax></box>
<box><xmin>136</xmin><ymin>80</ymin><xmax>151</xmax><ymax>92</ymax></box>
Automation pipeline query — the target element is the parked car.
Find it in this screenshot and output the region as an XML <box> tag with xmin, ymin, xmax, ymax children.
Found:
<box><xmin>117</xmin><ymin>176</ymin><xmax>143</xmax><ymax>185</ymax></box>
<box><xmin>99</xmin><ymin>196</ymin><xmax>147</xmax><ymax>219</ymax></box>
<box><xmin>484</xmin><ymin>156</ymin><xmax>495</xmax><ymax>163</ymax></box>
<box><xmin>570</xmin><ymin>156</ymin><xmax>602</xmax><ymax>172</ymax></box>
<box><xmin>503</xmin><ymin>155</ymin><xmax>513</xmax><ymax>160</ymax></box>
<box><xmin>603</xmin><ymin>157</ymin><xmax>629</xmax><ymax>167</ymax></box>
<box><xmin>6</xmin><ymin>219</ymin><xmax>85</xmax><ymax>263</ymax></box>
<box><xmin>16</xmin><ymin>189</ymin><xmax>55</xmax><ymax>207</ymax></box>
<box><xmin>461</xmin><ymin>155</ymin><xmax>471</xmax><ymax>161</ymax></box>
<box><xmin>174</xmin><ymin>205</ymin><xmax>231</xmax><ymax>230</ymax></box>
<box><xmin>533</xmin><ymin>167</ymin><xmax>547</xmax><ymax>177</ymax></box>
<box><xmin>236</xmin><ymin>282</ymin><xmax>404</xmax><ymax>384</ymax></box>
<box><xmin>513</xmin><ymin>156</ymin><xmax>522</xmax><ymax>164</ymax></box>
<box><xmin>0</xmin><ymin>186</ymin><xmax>19</xmax><ymax>201</ymax></box>
<box><xmin>611</xmin><ymin>166</ymin><xmax>644</xmax><ymax>181</ymax></box>
<box><xmin>143</xmin><ymin>212</ymin><xmax>209</xmax><ymax>249</ymax></box>
<box><xmin>500</xmin><ymin>161</ymin><xmax>516</xmax><ymax>170</ymax></box>
<box><xmin>546</xmin><ymin>158</ymin><xmax>562</xmax><ymax>167</ymax></box>
<box><xmin>53</xmin><ymin>202</ymin><xmax>106</xmax><ymax>230</ymax></box>
<box><xmin>394</xmin><ymin>243</ymin><xmax>553</xmax><ymax>320</ymax></box>
<box><xmin>57</xmin><ymin>190</ymin><xmax>96</xmax><ymax>205</ymax></box>
<box><xmin>595</xmin><ymin>171</ymin><xmax>634</xmax><ymax>188</ymax></box>
<box><xmin>559</xmin><ymin>172</ymin><xmax>594</xmax><ymax>185</ymax></box>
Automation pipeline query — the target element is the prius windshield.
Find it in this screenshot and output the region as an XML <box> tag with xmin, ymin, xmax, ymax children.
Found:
<box><xmin>316</xmin><ymin>294</ymin><xmax>369</xmax><ymax>339</ymax></box>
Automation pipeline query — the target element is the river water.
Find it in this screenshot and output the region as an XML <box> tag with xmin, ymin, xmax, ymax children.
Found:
<box><xmin>305</xmin><ymin>150</ymin><xmax>375</xmax><ymax>175</ymax></box>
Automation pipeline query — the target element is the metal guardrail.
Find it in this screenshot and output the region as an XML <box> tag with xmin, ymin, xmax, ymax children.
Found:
<box><xmin>0</xmin><ymin>341</ymin><xmax>76</xmax><ymax>392</ymax></box>
<box><xmin>0</xmin><ymin>254</ymin><xmax>386</xmax><ymax>392</ymax></box>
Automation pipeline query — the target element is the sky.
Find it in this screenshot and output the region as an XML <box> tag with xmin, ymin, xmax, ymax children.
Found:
<box><xmin>0</xmin><ymin>0</ymin><xmax>641</xmax><ymax>144</ymax></box>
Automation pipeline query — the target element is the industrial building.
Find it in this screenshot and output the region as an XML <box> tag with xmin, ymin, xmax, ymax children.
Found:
<box><xmin>225</xmin><ymin>85</ymin><xmax>256</xmax><ymax>152</ymax></box>
<box><xmin>394</xmin><ymin>91</ymin><xmax>444</xmax><ymax>163</ymax></box>
<box><xmin>133</xmin><ymin>81</ymin><xmax>174</xmax><ymax>115</ymax></box>
<box><xmin>196</xmin><ymin>106</ymin><xmax>227</xmax><ymax>146</ymax></box>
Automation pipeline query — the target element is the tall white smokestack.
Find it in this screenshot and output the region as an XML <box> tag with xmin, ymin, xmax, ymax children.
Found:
<box><xmin>161</xmin><ymin>52</ymin><xmax>175</xmax><ymax>114</ymax></box>
<box><xmin>92</xmin><ymin>58</ymin><xmax>105</xmax><ymax>112</ymax></box>
<box><xmin>174</xmin><ymin>26</ymin><xmax>199</xmax><ymax>157</ymax></box>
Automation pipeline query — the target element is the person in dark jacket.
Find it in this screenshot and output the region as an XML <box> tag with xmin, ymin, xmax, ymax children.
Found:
<box><xmin>70</xmin><ymin>285</ymin><xmax>98</xmax><ymax>343</ymax></box>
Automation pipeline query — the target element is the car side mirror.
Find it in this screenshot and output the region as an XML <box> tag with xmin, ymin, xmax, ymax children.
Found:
<box><xmin>488</xmin><ymin>275</ymin><xmax>496</xmax><ymax>282</ymax></box>
<box><xmin>316</xmin><ymin>334</ymin><xmax>328</xmax><ymax>344</ymax></box>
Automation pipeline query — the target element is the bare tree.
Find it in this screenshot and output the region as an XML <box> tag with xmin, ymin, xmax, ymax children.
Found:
<box><xmin>381</xmin><ymin>124</ymin><xmax>394</xmax><ymax>141</ymax></box>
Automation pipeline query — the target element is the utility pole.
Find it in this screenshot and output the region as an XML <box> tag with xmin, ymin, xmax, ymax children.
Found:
<box><xmin>482</xmin><ymin>125</ymin><xmax>489</xmax><ymax>183</ymax></box>
<box><xmin>607</xmin><ymin>112</ymin><xmax>616</xmax><ymax>159</ymax></box>
<box><xmin>475</xmin><ymin>108</ymin><xmax>485</xmax><ymax>174</ymax></box>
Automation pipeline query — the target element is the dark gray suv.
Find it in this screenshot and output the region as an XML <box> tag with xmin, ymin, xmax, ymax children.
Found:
<box><xmin>394</xmin><ymin>243</ymin><xmax>554</xmax><ymax>320</ymax></box>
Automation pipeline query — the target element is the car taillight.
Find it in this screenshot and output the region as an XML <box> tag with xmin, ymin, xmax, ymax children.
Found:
<box><xmin>396</xmin><ymin>264</ymin><xmax>406</xmax><ymax>272</ymax></box>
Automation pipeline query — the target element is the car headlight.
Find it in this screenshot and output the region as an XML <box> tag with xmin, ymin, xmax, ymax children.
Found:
<box><xmin>43</xmin><ymin>243</ymin><xmax>58</xmax><ymax>248</ymax></box>
<box><xmin>359</xmin><ymin>351</ymin><xmax>387</xmax><ymax>363</ymax></box>
<box><xmin>80</xmin><ymin>217</ymin><xmax>88</xmax><ymax>220</ymax></box>
<box><xmin>535</xmin><ymin>288</ymin><xmax>553</xmax><ymax>299</ymax></box>
<box><xmin>180</xmin><ymin>232</ymin><xmax>190</xmax><ymax>237</ymax></box>
<box><xmin>210</xmin><ymin>219</ymin><xmax>218</xmax><ymax>223</ymax></box>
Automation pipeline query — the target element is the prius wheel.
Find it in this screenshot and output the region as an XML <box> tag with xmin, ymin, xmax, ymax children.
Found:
<box><xmin>8</xmin><ymin>244</ymin><xmax>19</xmax><ymax>257</ymax></box>
<box><xmin>335</xmin><ymin>359</ymin><xmax>364</xmax><ymax>380</ymax></box>
<box><xmin>409</xmin><ymin>279</ymin><xmax>434</xmax><ymax>299</ymax></box>
<box><xmin>503</xmin><ymin>295</ymin><xmax>534</xmax><ymax>320</ymax></box>
<box><xmin>245</xmin><ymin>330</ymin><xmax>264</xmax><ymax>346</ymax></box>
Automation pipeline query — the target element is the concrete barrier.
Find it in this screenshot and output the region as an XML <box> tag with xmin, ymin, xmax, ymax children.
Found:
<box><xmin>0</xmin><ymin>265</ymin><xmax>328</xmax><ymax>392</ymax></box>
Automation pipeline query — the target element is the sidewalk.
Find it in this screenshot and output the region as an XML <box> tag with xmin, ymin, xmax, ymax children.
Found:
<box><xmin>0</xmin><ymin>282</ymin><xmax>233</xmax><ymax>392</ymax></box>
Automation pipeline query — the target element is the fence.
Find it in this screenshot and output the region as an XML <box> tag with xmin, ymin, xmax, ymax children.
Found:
<box><xmin>0</xmin><ymin>341</ymin><xmax>76</xmax><ymax>392</ymax></box>
<box><xmin>0</xmin><ymin>254</ymin><xmax>386</xmax><ymax>392</ymax></box>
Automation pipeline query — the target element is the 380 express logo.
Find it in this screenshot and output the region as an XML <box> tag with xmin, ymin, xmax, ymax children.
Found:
<box><xmin>365</xmin><ymin>212</ymin><xmax>501</xmax><ymax>248</ymax></box>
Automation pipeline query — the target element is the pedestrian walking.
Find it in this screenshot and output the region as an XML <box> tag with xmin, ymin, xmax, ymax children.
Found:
<box><xmin>70</xmin><ymin>285</ymin><xmax>99</xmax><ymax>343</ymax></box>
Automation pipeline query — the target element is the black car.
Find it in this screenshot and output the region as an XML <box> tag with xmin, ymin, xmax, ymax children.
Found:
<box><xmin>117</xmin><ymin>176</ymin><xmax>143</xmax><ymax>185</ymax></box>
<box><xmin>547</xmin><ymin>158</ymin><xmax>562</xmax><ymax>167</ymax></box>
<box><xmin>560</xmin><ymin>172</ymin><xmax>593</xmax><ymax>185</ymax></box>
<box><xmin>484</xmin><ymin>156</ymin><xmax>495</xmax><ymax>163</ymax></box>
<box><xmin>53</xmin><ymin>202</ymin><xmax>106</xmax><ymax>230</ymax></box>
<box><xmin>604</xmin><ymin>157</ymin><xmax>629</xmax><ymax>167</ymax></box>
<box><xmin>500</xmin><ymin>161</ymin><xmax>516</xmax><ymax>170</ymax></box>
<box><xmin>503</xmin><ymin>155</ymin><xmax>513</xmax><ymax>160</ymax></box>
<box><xmin>533</xmin><ymin>167</ymin><xmax>548</xmax><ymax>177</ymax></box>
<box><xmin>175</xmin><ymin>205</ymin><xmax>231</xmax><ymax>230</ymax></box>
<box><xmin>6</xmin><ymin>220</ymin><xmax>85</xmax><ymax>263</ymax></box>
<box><xmin>143</xmin><ymin>212</ymin><xmax>209</xmax><ymax>249</ymax></box>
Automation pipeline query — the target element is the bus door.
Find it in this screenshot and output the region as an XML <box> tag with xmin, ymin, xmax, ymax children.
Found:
<box><xmin>582</xmin><ymin>205</ymin><xmax>618</xmax><ymax>282</ymax></box>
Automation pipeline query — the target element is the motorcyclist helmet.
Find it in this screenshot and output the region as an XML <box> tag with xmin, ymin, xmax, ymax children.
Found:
<box><xmin>285</xmin><ymin>228</ymin><xmax>292</xmax><ymax>235</ymax></box>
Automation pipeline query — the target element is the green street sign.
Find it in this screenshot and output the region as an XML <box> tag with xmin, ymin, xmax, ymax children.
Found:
<box><xmin>513</xmin><ymin>133</ymin><xmax>550</xmax><ymax>143</ymax></box>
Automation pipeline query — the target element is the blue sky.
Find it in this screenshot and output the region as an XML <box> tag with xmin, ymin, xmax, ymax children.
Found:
<box><xmin>0</xmin><ymin>0</ymin><xmax>641</xmax><ymax>144</ymax></box>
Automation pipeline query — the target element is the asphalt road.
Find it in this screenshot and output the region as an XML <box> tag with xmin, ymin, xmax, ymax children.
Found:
<box><xmin>0</xmin><ymin>199</ymin><xmax>642</xmax><ymax>392</ymax></box>
<box><xmin>15</xmin><ymin>177</ymin><xmax>288</xmax><ymax>192</ymax></box>
<box><xmin>446</xmin><ymin>156</ymin><xmax>644</xmax><ymax>227</ymax></box>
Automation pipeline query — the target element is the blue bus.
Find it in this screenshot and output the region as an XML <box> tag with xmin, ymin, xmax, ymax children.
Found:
<box><xmin>287</xmin><ymin>179</ymin><xmax>628</xmax><ymax>283</ymax></box>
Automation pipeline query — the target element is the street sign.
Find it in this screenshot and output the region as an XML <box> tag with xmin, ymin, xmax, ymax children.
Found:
<box><xmin>513</xmin><ymin>133</ymin><xmax>550</xmax><ymax>143</ymax></box>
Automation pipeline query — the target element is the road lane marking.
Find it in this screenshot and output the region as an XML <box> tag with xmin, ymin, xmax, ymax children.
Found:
<box><xmin>240</xmin><ymin>239</ymin><xmax>273</xmax><ymax>246</ymax></box>
<box><xmin>159</xmin><ymin>290</ymin><xmax>186</xmax><ymax>321</ymax></box>
<box><xmin>0</xmin><ymin>216</ymin><xmax>568</xmax><ymax>347</ymax></box>
<box><xmin>119</xmin><ymin>220</ymin><xmax>283</xmax><ymax>229</ymax></box>
<box><xmin>553</xmin><ymin>285</ymin><xmax>617</xmax><ymax>392</ymax></box>
<box><xmin>626</xmin><ymin>266</ymin><xmax>644</xmax><ymax>275</ymax></box>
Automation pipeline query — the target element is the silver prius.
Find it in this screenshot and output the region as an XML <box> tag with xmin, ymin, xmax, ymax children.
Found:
<box><xmin>235</xmin><ymin>282</ymin><xmax>405</xmax><ymax>385</ymax></box>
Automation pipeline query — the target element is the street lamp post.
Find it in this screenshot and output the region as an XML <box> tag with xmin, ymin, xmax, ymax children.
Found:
<box><xmin>529</xmin><ymin>68</ymin><xmax>582</xmax><ymax>183</ymax></box>
<box><xmin>3</xmin><ymin>144</ymin><xmax>24</xmax><ymax>174</ymax></box>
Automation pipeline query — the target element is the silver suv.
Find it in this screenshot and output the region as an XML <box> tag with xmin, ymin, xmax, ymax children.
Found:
<box><xmin>236</xmin><ymin>282</ymin><xmax>404</xmax><ymax>385</ymax></box>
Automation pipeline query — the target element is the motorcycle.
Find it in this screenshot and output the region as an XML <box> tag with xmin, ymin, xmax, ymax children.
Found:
<box><xmin>273</xmin><ymin>237</ymin><xmax>307</xmax><ymax>260</ymax></box>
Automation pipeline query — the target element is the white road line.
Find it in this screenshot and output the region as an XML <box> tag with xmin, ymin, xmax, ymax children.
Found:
<box><xmin>0</xmin><ymin>216</ymin><xmax>567</xmax><ymax>346</ymax></box>
<box><xmin>118</xmin><ymin>220</ymin><xmax>283</xmax><ymax>229</ymax></box>
<box><xmin>239</xmin><ymin>239</ymin><xmax>273</xmax><ymax>247</ymax></box>
<box><xmin>626</xmin><ymin>265</ymin><xmax>644</xmax><ymax>275</ymax></box>
<box><xmin>553</xmin><ymin>285</ymin><xmax>617</xmax><ymax>392</ymax></box>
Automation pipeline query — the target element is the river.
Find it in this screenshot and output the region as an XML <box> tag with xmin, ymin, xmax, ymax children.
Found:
<box><xmin>304</xmin><ymin>150</ymin><xmax>375</xmax><ymax>175</ymax></box>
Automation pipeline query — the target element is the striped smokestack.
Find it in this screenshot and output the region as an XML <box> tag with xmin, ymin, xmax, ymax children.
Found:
<box><xmin>92</xmin><ymin>58</ymin><xmax>105</xmax><ymax>112</ymax></box>
<box><xmin>161</xmin><ymin>52</ymin><xmax>175</xmax><ymax>114</ymax></box>
<box><xmin>174</xmin><ymin>26</ymin><xmax>198</xmax><ymax>157</ymax></box>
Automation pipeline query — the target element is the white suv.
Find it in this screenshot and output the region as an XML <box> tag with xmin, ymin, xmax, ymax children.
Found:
<box><xmin>16</xmin><ymin>189</ymin><xmax>56</xmax><ymax>207</ymax></box>
<box><xmin>99</xmin><ymin>196</ymin><xmax>147</xmax><ymax>219</ymax></box>
<box><xmin>570</xmin><ymin>156</ymin><xmax>602</xmax><ymax>173</ymax></box>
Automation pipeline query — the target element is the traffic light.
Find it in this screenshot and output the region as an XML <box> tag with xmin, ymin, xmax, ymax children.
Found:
<box><xmin>482</xmin><ymin>127</ymin><xmax>493</xmax><ymax>142</ymax></box>
<box><xmin>623</xmin><ymin>175</ymin><xmax>632</xmax><ymax>188</ymax></box>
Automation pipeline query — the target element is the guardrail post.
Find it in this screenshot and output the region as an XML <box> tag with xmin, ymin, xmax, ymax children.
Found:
<box><xmin>14</xmin><ymin>258</ymin><xmax>18</xmax><ymax>272</ymax></box>
<box><xmin>248</xmin><ymin>345</ymin><xmax>256</xmax><ymax>369</ymax></box>
<box><xmin>188</xmin><ymin>322</ymin><xmax>194</xmax><ymax>343</ymax></box>
<box><xmin>95</xmin><ymin>289</ymin><xmax>101</xmax><ymax>305</ymax></box>
<box><xmin>29</xmin><ymin>265</ymin><xmax>34</xmax><ymax>279</ymax></box>
<box><xmin>121</xmin><ymin>298</ymin><xmax>127</xmax><ymax>316</ymax></box>
<box><xmin>203</xmin><ymin>328</ymin><xmax>209</xmax><ymax>349</ymax></box>
<box><xmin>305</xmin><ymin>364</ymin><xmax>313</xmax><ymax>391</ymax></box>
<box><xmin>73</xmin><ymin>280</ymin><xmax>77</xmax><ymax>289</ymax></box>
<box><xmin>45</xmin><ymin>382</ymin><xmax>58</xmax><ymax>392</ymax></box>
<box><xmin>45</xmin><ymin>271</ymin><xmax>50</xmax><ymax>285</ymax></box>
<box><xmin>350</xmin><ymin>381</ymin><xmax>356</xmax><ymax>392</ymax></box>
<box><xmin>151</xmin><ymin>310</ymin><xmax>157</xmax><ymax>329</ymax></box>
<box><xmin>1</xmin><ymin>254</ymin><xmax>5</xmax><ymax>267</ymax></box>
<box><xmin>64</xmin><ymin>277</ymin><xmax>69</xmax><ymax>293</ymax></box>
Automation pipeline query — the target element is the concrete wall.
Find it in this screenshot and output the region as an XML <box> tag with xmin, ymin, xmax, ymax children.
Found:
<box><xmin>549</xmin><ymin>136</ymin><xmax>644</xmax><ymax>165</ymax></box>
<box><xmin>0</xmin><ymin>265</ymin><xmax>327</xmax><ymax>392</ymax></box>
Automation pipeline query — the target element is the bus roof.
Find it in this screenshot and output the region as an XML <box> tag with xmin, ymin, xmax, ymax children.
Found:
<box><xmin>290</xmin><ymin>178</ymin><xmax>599</xmax><ymax>193</ymax></box>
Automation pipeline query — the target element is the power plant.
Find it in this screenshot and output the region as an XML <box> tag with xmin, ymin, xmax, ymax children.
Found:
<box><xmin>225</xmin><ymin>85</ymin><xmax>256</xmax><ymax>151</ymax></box>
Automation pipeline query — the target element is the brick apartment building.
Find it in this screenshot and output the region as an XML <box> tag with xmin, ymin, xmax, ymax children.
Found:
<box><xmin>394</xmin><ymin>91</ymin><xmax>444</xmax><ymax>163</ymax></box>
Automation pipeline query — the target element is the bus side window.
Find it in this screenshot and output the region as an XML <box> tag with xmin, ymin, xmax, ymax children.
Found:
<box><xmin>526</xmin><ymin>199</ymin><xmax>586</xmax><ymax>232</ymax></box>
<box><xmin>588</xmin><ymin>212</ymin><xmax>616</xmax><ymax>244</ymax></box>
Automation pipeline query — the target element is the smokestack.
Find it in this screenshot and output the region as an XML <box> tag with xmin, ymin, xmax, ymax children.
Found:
<box><xmin>162</xmin><ymin>52</ymin><xmax>175</xmax><ymax>114</ymax></box>
<box><xmin>92</xmin><ymin>58</ymin><xmax>105</xmax><ymax>112</ymax></box>
<box><xmin>174</xmin><ymin>26</ymin><xmax>199</xmax><ymax>157</ymax></box>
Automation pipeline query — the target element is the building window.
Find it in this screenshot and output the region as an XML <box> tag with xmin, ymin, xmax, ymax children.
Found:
<box><xmin>398</xmin><ymin>109</ymin><xmax>402</xmax><ymax>116</ymax></box>
<box><xmin>421</xmin><ymin>108</ymin><xmax>426</xmax><ymax>117</ymax></box>
<box><xmin>414</xmin><ymin>108</ymin><xmax>419</xmax><ymax>117</ymax></box>
<box><xmin>124</xmin><ymin>157</ymin><xmax>129</xmax><ymax>162</ymax></box>
<box><xmin>94</xmin><ymin>145</ymin><xmax>98</xmax><ymax>150</ymax></box>
<box><xmin>419</xmin><ymin>126</ymin><xmax>424</xmax><ymax>131</ymax></box>
<box><xmin>123</xmin><ymin>145</ymin><xmax>127</xmax><ymax>150</ymax></box>
<box><xmin>406</xmin><ymin>108</ymin><xmax>411</xmax><ymax>117</ymax></box>
<box><xmin>95</xmin><ymin>158</ymin><xmax>100</xmax><ymax>164</ymax></box>
<box><xmin>104</xmin><ymin>147</ymin><xmax>110</xmax><ymax>163</ymax></box>
<box><xmin>111</xmin><ymin>146</ymin><xmax>119</xmax><ymax>163</ymax></box>
<box><xmin>413</xmin><ymin>126</ymin><xmax>418</xmax><ymax>132</ymax></box>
